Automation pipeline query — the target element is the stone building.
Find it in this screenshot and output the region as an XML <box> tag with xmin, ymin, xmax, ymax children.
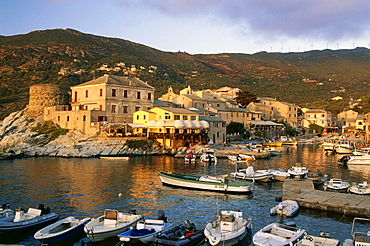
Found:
<box><xmin>25</xmin><ymin>84</ymin><xmax>70</xmax><ymax>117</ymax></box>
<box><xmin>44</xmin><ymin>75</ymin><xmax>155</xmax><ymax>135</ymax></box>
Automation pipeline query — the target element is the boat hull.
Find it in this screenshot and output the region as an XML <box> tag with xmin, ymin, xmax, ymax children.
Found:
<box><xmin>0</xmin><ymin>213</ymin><xmax>59</xmax><ymax>233</ymax></box>
<box><xmin>34</xmin><ymin>217</ymin><xmax>91</xmax><ymax>244</ymax></box>
<box><xmin>84</xmin><ymin>212</ymin><xmax>143</xmax><ymax>242</ymax></box>
<box><xmin>158</xmin><ymin>172</ymin><xmax>253</xmax><ymax>194</ymax></box>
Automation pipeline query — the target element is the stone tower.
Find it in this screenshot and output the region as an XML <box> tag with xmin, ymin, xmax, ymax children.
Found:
<box><xmin>25</xmin><ymin>84</ymin><xmax>70</xmax><ymax>117</ymax></box>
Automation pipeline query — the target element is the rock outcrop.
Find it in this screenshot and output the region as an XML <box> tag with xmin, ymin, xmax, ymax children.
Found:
<box><xmin>0</xmin><ymin>110</ymin><xmax>163</xmax><ymax>159</ymax></box>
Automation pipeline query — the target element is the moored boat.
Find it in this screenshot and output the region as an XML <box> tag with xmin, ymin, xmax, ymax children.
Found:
<box><xmin>346</xmin><ymin>155</ymin><xmax>370</xmax><ymax>165</ymax></box>
<box><xmin>117</xmin><ymin>210</ymin><xmax>173</xmax><ymax>245</ymax></box>
<box><xmin>253</xmin><ymin>222</ymin><xmax>306</xmax><ymax>246</ymax></box>
<box><xmin>300</xmin><ymin>234</ymin><xmax>340</xmax><ymax>246</ymax></box>
<box><xmin>84</xmin><ymin>209</ymin><xmax>143</xmax><ymax>242</ymax></box>
<box><xmin>0</xmin><ymin>204</ymin><xmax>59</xmax><ymax>240</ymax></box>
<box><xmin>158</xmin><ymin>171</ymin><xmax>253</xmax><ymax>194</ymax></box>
<box><xmin>270</xmin><ymin>200</ymin><xmax>299</xmax><ymax>217</ymax></box>
<box><xmin>343</xmin><ymin>217</ymin><xmax>370</xmax><ymax>246</ymax></box>
<box><xmin>230</xmin><ymin>166</ymin><xmax>273</xmax><ymax>182</ymax></box>
<box><xmin>200</xmin><ymin>151</ymin><xmax>217</xmax><ymax>163</ymax></box>
<box><xmin>323</xmin><ymin>179</ymin><xmax>351</xmax><ymax>192</ymax></box>
<box><xmin>184</xmin><ymin>149</ymin><xmax>196</xmax><ymax>162</ymax></box>
<box><xmin>288</xmin><ymin>164</ymin><xmax>308</xmax><ymax>178</ymax></box>
<box><xmin>153</xmin><ymin>219</ymin><xmax>204</xmax><ymax>246</ymax></box>
<box><xmin>255</xmin><ymin>168</ymin><xmax>289</xmax><ymax>182</ymax></box>
<box><xmin>204</xmin><ymin>210</ymin><xmax>252</xmax><ymax>246</ymax></box>
<box><xmin>348</xmin><ymin>182</ymin><xmax>370</xmax><ymax>195</ymax></box>
<box><xmin>34</xmin><ymin>216</ymin><xmax>91</xmax><ymax>244</ymax></box>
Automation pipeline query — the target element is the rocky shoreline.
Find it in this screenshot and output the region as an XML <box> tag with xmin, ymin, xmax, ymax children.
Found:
<box><xmin>0</xmin><ymin>110</ymin><xmax>215</xmax><ymax>160</ymax></box>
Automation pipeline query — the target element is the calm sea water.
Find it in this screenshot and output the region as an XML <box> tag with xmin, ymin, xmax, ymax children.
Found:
<box><xmin>0</xmin><ymin>143</ymin><xmax>369</xmax><ymax>245</ymax></box>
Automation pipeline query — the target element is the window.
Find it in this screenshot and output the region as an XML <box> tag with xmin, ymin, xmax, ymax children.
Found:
<box><xmin>136</xmin><ymin>115</ymin><xmax>139</xmax><ymax>120</ymax></box>
<box><xmin>112</xmin><ymin>89</ymin><xmax>116</xmax><ymax>97</ymax></box>
<box><xmin>85</xmin><ymin>90</ymin><xmax>88</xmax><ymax>98</ymax></box>
<box><xmin>217</xmin><ymin>132</ymin><xmax>220</xmax><ymax>138</ymax></box>
<box><xmin>135</xmin><ymin>106</ymin><xmax>140</xmax><ymax>111</ymax></box>
<box><xmin>67</xmin><ymin>116</ymin><xmax>70</xmax><ymax>121</ymax></box>
<box><xmin>217</xmin><ymin>104</ymin><xmax>220</xmax><ymax>107</ymax></box>
<box><xmin>85</xmin><ymin>105</ymin><xmax>88</xmax><ymax>110</ymax></box>
<box><xmin>182</xmin><ymin>115</ymin><xmax>188</xmax><ymax>120</ymax></box>
<box><xmin>123</xmin><ymin>90</ymin><xmax>128</xmax><ymax>98</ymax></box>
<box><xmin>144</xmin><ymin>115</ymin><xmax>146</xmax><ymax>120</ymax></box>
<box><xmin>137</xmin><ymin>91</ymin><xmax>141</xmax><ymax>99</ymax></box>
<box><xmin>174</xmin><ymin>115</ymin><xmax>180</xmax><ymax>120</ymax></box>
<box><xmin>111</xmin><ymin>105</ymin><xmax>116</xmax><ymax>113</ymax></box>
<box><xmin>74</xmin><ymin>92</ymin><xmax>77</xmax><ymax>102</ymax></box>
<box><xmin>99</xmin><ymin>105</ymin><xmax>103</xmax><ymax>111</ymax></box>
<box><xmin>57</xmin><ymin>116</ymin><xmax>60</xmax><ymax>121</ymax></box>
<box><xmin>191</xmin><ymin>116</ymin><xmax>196</xmax><ymax>120</ymax></box>
<box><xmin>123</xmin><ymin>106</ymin><xmax>128</xmax><ymax>113</ymax></box>
<box><xmin>100</xmin><ymin>89</ymin><xmax>103</xmax><ymax>97</ymax></box>
<box><xmin>83</xmin><ymin>115</ymin><xmax>86</xmax><ymax>121</ymax></box>
<box><xmin>148</xmin><ymin>92</ymin><xmax>152</xmax><ymax>100</ymax></box>
<box><xmin>165</xmin><ymin>113</ymin><xmax>171</xmax><ymax>120</ymax></box>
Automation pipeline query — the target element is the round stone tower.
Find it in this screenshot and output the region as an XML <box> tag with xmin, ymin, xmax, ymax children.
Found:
<box><xmin>25</xmin><ymin>84</ymin><xmax>70</xmax><ymax>117</ymax></box>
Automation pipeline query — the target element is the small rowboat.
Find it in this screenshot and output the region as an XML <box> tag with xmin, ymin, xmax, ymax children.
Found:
<box><xmin>34</xmin><ymin>216</ymin><xmax>91</xmax><ymax>244</ymax></box>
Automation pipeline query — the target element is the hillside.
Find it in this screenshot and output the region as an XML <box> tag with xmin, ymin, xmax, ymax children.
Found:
<box><xmin>1</xmin><ymin>28</ymin><xmax>370</xmax><ymax>118</ymax></box>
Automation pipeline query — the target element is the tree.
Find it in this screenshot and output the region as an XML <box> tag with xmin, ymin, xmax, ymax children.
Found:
<box><xmin>234</xmin><ymin>90</ymin><xmax>259</xmax><ymax>108</ymax></box>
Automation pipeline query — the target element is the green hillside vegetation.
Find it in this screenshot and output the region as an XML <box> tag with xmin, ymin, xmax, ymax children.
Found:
<box><xmin>1</xmin><ymin>28</ymin><xmax>370</xmax><ymax>119</ymax></box>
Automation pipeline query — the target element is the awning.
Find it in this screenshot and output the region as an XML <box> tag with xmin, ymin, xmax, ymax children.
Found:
<box><xmin>127</xmin><ymin>123</ymin><xmax>147</xmax><ymax>128</ymax></box>
<box><xmin>145</xmin><ymin>120</ymin><xmax>207</xmax><ymax>129</ymax></box>
<box><xmin>247</xmin><ymin>120</ymin><xmax>284</xmax><ymax>126</ymax></box>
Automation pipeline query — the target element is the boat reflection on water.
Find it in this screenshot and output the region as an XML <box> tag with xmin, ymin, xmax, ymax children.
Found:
<box><xmin>346</xmin><ymin>164</ymin><xmax>370</xmax><ymax>180</ymax></box>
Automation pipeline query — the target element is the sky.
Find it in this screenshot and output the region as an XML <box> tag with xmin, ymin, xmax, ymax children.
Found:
<box><xmin>2</xmin><ymin>0</ymin><xmax>370</xmax><ymax>54</ymax></box>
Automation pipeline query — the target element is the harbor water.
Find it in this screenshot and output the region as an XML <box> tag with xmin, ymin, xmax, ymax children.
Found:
<box><xmin>0</xmin><ymin>143</ymin><xmax>369</xmax><ymax>245</ymax></box>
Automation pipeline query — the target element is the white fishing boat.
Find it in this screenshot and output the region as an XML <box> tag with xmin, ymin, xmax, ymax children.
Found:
<box><xmin>270</xmin><ymin>200</ymin><xmax>299</xmax><ymax>217</ymax></box>
<box><xmin>287</xmin><ymin>164</ymin><xmax>308</xmax><ymax>178</ymax></box>
<box><xmin>343</xmin><ymin>217</ymin><xmax>370</xmax><ymax>246</ymax></box>
<box><xmin>348</xmin><ymin>182</ymin><xmax>370</xmax><ymax>195</ymax></box>
<box><xmin>117</xmin><ymin>210</ymin><xmax>173</xmax><ymax>245</ymax></box>
<box><xmin>84</xmin><ymin>209</ymin><xmax>143</xmax><ymax>242</ymax></box>
<box><xmin>264</xmin><ymin>147</ymin><xmax>283</xmax><ymax>156</ymax></box>
<box><xmin>253</xmin><ymin>222</ymin><xmax>306</xmax><ymax>246</ymax></box>
<box><xmin>227</xmin><ymin>154</ymin><xmax>255</xmax><ymax>162</ymax></box>
<box><xmin>255</xmin><ymin>168</ymin><xmax>290</xmax><ymax>182</ymax></box>
<box><xmin>335</xmin><ymin>140</ymin><xmax>354</xmax><ymax>154</ymax></box>
<box><xmin>346</xmin><ymin>155</ymin><xmax>370</xmax><ymax>165</ymax></box>
<box><xmin>230</xmin><ymin>166</ymin><xmax>273</xmax><ymax>182</ymax></box>
<box><xmin>200</xmin><ymin>151</ymin><xmax>217</xmax><ymax>163</ymax></box>
<box><xmin>320</xmin><ymin>138</ymin><xmax>338</xmax><ymax>152</ymax></box>
<box><xmin>34</xmin><ymin>216</ymin><xmax>91</xmax><ymax>244</ymax></box>
<box><xmin>158</xmin><ymin>171</ymin><xmax>253</xmax><ymax>194</ymax></box>
<box><xmin>184</xmin><ymin>148</ymin><xmax>196</xmax><ymax>162</ymax></box>
<box><xmin>204</xmin><ymin>210</ymin><xmax>252</xmax><ymax>246</ymax></box>
<box><xmin>323</xmin><ymin>179</ymin><xmax>351</xmax><ymax>192</ymax></box>
<box><xmin>300</xmin><ymin>234</ymin><xmax>340</xmax><ymax>246</ymax></box>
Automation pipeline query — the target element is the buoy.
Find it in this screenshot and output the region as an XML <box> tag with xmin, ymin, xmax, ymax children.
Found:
<box><xmin>149</xmin><ymin>181</ymin><xmax>154</xmax><ymax>185</ymax></box>
<box><xmin>118</xmin><ymin>193</ymin><xmax>122</xmax><ymax>196</ymax></box>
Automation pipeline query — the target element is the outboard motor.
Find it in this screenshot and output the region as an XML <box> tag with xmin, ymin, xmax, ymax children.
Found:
<box><xmin>37</xmin><ymin>204</ymin><xmax>50</xmax><ymax>215</ymax></box>
<box><xmin>1</xmin><ymin>203</ymin><xmax>10</xmax><ymax>210</ymax></box>
<box><xmin>128</xmin><ymin>209</ymin><xmax>137</xmax><ymax>215</ymax></box>
<box><xmin>285</xmin><ymin>221</ymin><xmax>297</xmax><ymax>230</ymax></box>
<box><xmin>184</xmin><ymin>219</ymin><xmax>196</xmax><ymax>232</ymax></box>
<box><xmin>157</xmin><ymin>210</ymin><xmax>167</xmax><ymax>223</ymax></box>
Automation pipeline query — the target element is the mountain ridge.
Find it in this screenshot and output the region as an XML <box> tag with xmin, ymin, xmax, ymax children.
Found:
<box><xmin>1</xmin><ymin>28</ymin><xmax>370</xmax><ymax>118</ymax></box>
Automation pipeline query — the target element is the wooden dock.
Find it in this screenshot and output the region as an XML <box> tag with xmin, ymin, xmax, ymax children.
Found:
<box><xmin>282</xmin><ymin>178</ymin><xmax>370</xmax><ymax>217</ymax></box>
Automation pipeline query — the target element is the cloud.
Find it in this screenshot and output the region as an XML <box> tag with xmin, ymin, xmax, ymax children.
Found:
<box><xmin>116</xmin><ymin>0</ymin><xmax>370</xmax><ymax>41</ymax></box>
